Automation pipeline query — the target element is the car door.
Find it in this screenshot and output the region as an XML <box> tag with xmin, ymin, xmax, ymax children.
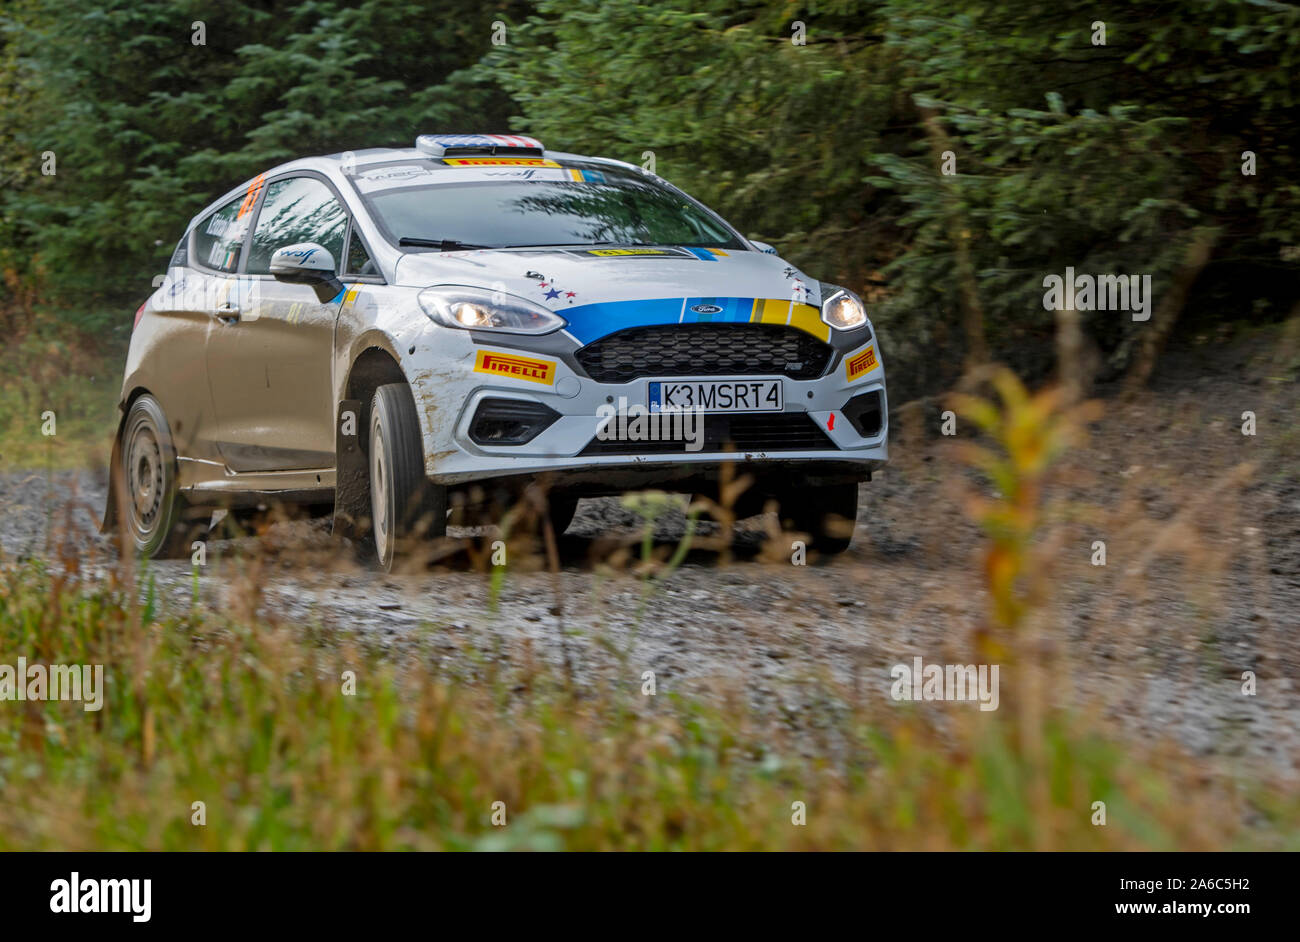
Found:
<box><xmin>147</xmin><ymin>190</ymin><xmax>256</xmax><ymax>467</ymax></box>
<box><xmin>203</xmin><ymin>174</ymin><xmax>348</xmax><ymax>473</ymax></box>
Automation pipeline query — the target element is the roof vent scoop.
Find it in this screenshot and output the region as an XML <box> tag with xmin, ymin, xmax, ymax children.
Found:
<box><xmin>415</xmin><ymin>133</ymin><xmax>544</xmax><ymax>158</ymax></box>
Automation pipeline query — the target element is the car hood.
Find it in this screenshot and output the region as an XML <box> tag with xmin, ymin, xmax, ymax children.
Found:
<box><xmin>395</xmin><ymin>246</ymin><xmax>830</xmax><ymax>344</ymax></box>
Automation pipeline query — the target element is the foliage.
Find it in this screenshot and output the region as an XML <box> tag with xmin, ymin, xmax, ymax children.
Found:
<box><xmin>489</xmin><ymin>0</ymin><xmax>903</xmax><ymax>287</ymax></box>
<box><xmin>1</xmin><ymin>0</ymin><xmax>1296</xmax><ymax>396</ymax></box>
<box><xmin>868</xmin><ymin>0</ymin><xmax>1300</xmax><ymax>393</ymax></box>
<box><xmin>1</xmin><ymin>553</ymin><xmax>1293</xmax><ymax>850</ymax></box>
<box><xmin>486</xmin><ymin>0</ymin><xmax>1299</xmax><ymax>397</ymax></box>
<box><xmin>0</xmin><ymin>324</ymin><xmax>119</xmax><ymax>468</ymax></box>
<box><xmin>0</xmin><ymin>0</ymin><xmax>525</xmax><ymax>309</ymax></box>
<box><xmin>950</xmin><ymin>368</ymin><xmax>1106</xmax><ymax>689</ymax></box>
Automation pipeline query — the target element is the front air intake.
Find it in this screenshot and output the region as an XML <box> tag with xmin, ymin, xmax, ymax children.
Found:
<box><xmin>841</xmin><ymin>389</ymin><xmax>883</xmax><ymax>438</ymax></box>
<box><xmin>468</xmin><ymin>398</ymin><xmax>560</xmax><ymax>445</ymax></box>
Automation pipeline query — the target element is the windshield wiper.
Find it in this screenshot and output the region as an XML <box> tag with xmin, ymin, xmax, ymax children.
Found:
<box><xmin>398</xmin><ymin>237</ymin><xmax>495</xmax><ymax>251</ymax></box>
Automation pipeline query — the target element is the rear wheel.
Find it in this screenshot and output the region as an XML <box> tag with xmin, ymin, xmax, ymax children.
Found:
<box><xmin>118</xmin><ymin>395</ymin><xmax>200</xmax><ymax>558</ymax></box>
<box><xmin>777</xmin><ymin>482</ymin><xmax>859</xmax><ymax>555</ymax></box>
<box><xmin>368</xmin><ymin>383</ymin><xmax>446</xmax><ymax>571</ymax></box>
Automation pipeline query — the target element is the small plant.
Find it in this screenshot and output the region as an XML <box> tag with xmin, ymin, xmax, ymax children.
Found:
<box><xmin>950</xmin><ymin>369</ymin><xmax>1102</xmax><ymax>661</ymax></box>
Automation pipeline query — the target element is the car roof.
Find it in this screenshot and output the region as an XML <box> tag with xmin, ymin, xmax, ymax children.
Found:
<box><xmin>185</xmin><ymin>146</ymin><xmax>651</xmax><ymax>233</ymax></box>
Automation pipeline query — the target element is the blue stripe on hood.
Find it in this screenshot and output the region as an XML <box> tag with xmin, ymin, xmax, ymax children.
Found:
<box><xmin>562</xmin><ymin>298</ymin><xmax>681</xmax><ymax>344</ymax></box>
<box><xmin>562</xmin><ymin>297</ymin><xmax>772</xmax><ymax>344</ymax></box>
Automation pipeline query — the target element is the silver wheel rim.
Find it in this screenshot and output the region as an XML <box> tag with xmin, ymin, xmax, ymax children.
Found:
<box><xmin>370</xmin><ymin>417</ymin><xmax>391</xmax><ymax>561</ymax></box>
<box><xmin>124</xmin><ymin>415</ymin><xmax>165</xmax><ymax>544</ymax></box>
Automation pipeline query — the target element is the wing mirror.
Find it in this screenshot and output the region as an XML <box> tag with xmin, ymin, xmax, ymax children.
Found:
<box><xmin>269</xmin><ymin>242</ymin><xmax>343</xmax><ymax>302</ymax></box>
<box><xmin>750</xmin><ymin>239</ymin><xmax>779</xmax><ymax>255</ymax></box>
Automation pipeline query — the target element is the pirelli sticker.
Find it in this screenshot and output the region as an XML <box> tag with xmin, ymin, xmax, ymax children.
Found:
<box><xmin>474</xmin><ymin>350</ymin><xmax>557</xmax><ymax>385</ymax></box>
<box><xmin>845</xmin><ymin>344</ymin><xmax>879</xmax><ymax>382</ymax></box>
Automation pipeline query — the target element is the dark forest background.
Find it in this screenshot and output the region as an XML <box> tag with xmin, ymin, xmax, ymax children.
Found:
<box><xmin>1</xmin><ymin>0</ymin><xmax>1296</xmax><ymax>402</ymax></box>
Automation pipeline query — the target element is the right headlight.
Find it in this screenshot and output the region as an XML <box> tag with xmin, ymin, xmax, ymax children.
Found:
<box><xmin>820</xmin><ymin>288</ymin><xmax>867</xmax><ymax>331</ymax></box>
<box><xmin>418</xmin><ymin>285</ymin><xmax>566</xmax><ymax>335</ymax></box>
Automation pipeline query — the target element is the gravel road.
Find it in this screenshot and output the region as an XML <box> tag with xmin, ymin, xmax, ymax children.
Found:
<box><xmin>2</xmin><ymin>336</ymin><xmax>1296</xmax><ymax>776</ymax></box>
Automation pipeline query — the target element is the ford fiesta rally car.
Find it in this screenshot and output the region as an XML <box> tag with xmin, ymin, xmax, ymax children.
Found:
<box><xmin>106</xmin><ymin>134</ymin><xmax>888</xmax><ymax>568</ymax></box>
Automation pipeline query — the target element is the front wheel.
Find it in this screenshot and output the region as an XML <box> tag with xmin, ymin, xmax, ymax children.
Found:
<box><xmin>777</xmin><ymin>482</ymin><xmax>859</xmax><ymax>555</ymax></box>
<box><xmin>547</xmin><ymin>495</ymin><xmax>579</xmax><ymax>536</ymax></box>
<box><xmin>368</xmin><ymin>384</ymin><xmax>446</xmax><ymax>571</ymax></box>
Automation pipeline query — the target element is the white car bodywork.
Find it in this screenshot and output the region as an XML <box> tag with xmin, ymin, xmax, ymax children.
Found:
<box><xmin>126</xmin><ymin>139</ymin><xmax>887</xmax><ymax>511</ymax></box>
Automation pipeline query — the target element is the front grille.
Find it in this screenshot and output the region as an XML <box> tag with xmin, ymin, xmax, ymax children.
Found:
<box><xmin>575</xmin><ymin>324</ymin><xmax>833</xmax><ymax>383</ymax></box>
<box><xmin>580</xmin><ymin>412</ymin><xmax>835</xmax><ymax>456</ymax></box>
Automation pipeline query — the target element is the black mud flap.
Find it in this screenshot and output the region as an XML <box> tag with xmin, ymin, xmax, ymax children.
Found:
<box><xmin>99</xmin><ymin>413</ymin><xmax>127</xmax><ymax>535</ymax></box>
<box><xmin>333</xmin><ymin>399</ymin><xmax>370</xmax><ymax>541</ymax></box>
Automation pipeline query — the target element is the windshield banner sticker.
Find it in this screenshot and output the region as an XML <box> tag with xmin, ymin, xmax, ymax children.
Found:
<box><xmin>443</xmin><ymin>157</ymin><xmax>561</xmax><ymax>167</ymax></box>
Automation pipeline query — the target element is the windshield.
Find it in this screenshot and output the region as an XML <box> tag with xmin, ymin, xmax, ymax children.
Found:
<box><xmin>363</xmin><ymin>175</ymin><xmax>743</xmax><ymax>251</ymax></box>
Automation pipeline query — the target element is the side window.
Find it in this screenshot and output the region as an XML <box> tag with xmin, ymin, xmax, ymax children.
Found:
<box><xmin>192</xmin><ymin>197</ymin><xmax>249</xmax><ymax>273</ymax></box>
<box><xmin>344</xmin><ymin>227</ymin><xmax>377</xmax><ymax>277</ymax></box>
<box><xmin>245</xmin><ymin>177</ymin><xmax>348</xmax><ymax>275</ymax></box>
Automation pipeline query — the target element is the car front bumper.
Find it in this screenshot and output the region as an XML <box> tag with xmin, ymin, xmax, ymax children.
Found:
<box><xmin>405</xmin><ymin>328</ymin><xmax>889</xmax><ymax>487</ymax></box>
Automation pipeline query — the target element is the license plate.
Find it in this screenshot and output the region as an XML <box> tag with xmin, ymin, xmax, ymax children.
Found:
<box><xmin>647</xmin><ymin>379</ymin><xmax>783</xmax><ymax>413</ymax></box>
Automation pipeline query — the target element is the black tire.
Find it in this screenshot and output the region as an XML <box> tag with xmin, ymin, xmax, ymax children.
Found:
<box><xmin>778</xmin><ymin>482</ymin><xmax>859</xmax><ymax>555</ymax></box>
<box><xmin>368</xmin><ymin>383</ymin><xmax>446</xmax><ymax>571</ymax></box>
<box><xmin>547</xmin><ymin>495</ymin><xmax>579</xmax><ymax>536</ymax></box>
<box><xmin>117</xmin><ymin>394</ymin><xmax>201</xmax><ymax>558</ymax></box>
<box><xmin>705</xmin><ymin>488</ymin><xmax>768</xmax><ymax>520</ymax></box>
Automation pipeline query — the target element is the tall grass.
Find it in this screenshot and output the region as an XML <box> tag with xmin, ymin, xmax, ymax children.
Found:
<box><xmin>1</xmin><ymin>368</ymin><xmax>1295</xmax><ymax>850</ymax></box>
<box><xmin>0</xmin><ymin>555</ymin><xmax>1290</xmax><ymax>850</ymax></box>
<box><xmin>0</xmin><ymin>305</ymin><xmax>120</xmax><ymax>469</ymax></box>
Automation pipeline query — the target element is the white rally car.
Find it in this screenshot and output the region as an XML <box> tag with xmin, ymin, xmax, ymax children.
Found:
<box><xmin>107</xmin><ymin>134</ymin><xmax>888</xmax><ymax>568</ymax></box>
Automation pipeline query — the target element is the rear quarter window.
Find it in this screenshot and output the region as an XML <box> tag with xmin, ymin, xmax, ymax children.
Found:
<box><xmin>192</xmin><ymin>196</ymin><xmax>250</xmax><ymax>273</ymax></box>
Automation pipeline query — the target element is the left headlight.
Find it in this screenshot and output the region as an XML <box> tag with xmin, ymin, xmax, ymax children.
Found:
<box><xmin>820</xmin><ymin>288</ymin><xmax>867</xmax><ymax>331</ymax></box>
<box><xmin>418</xmin><ymin>286</ymin><xmax>566</xmax><ymax>335</ymax></box>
